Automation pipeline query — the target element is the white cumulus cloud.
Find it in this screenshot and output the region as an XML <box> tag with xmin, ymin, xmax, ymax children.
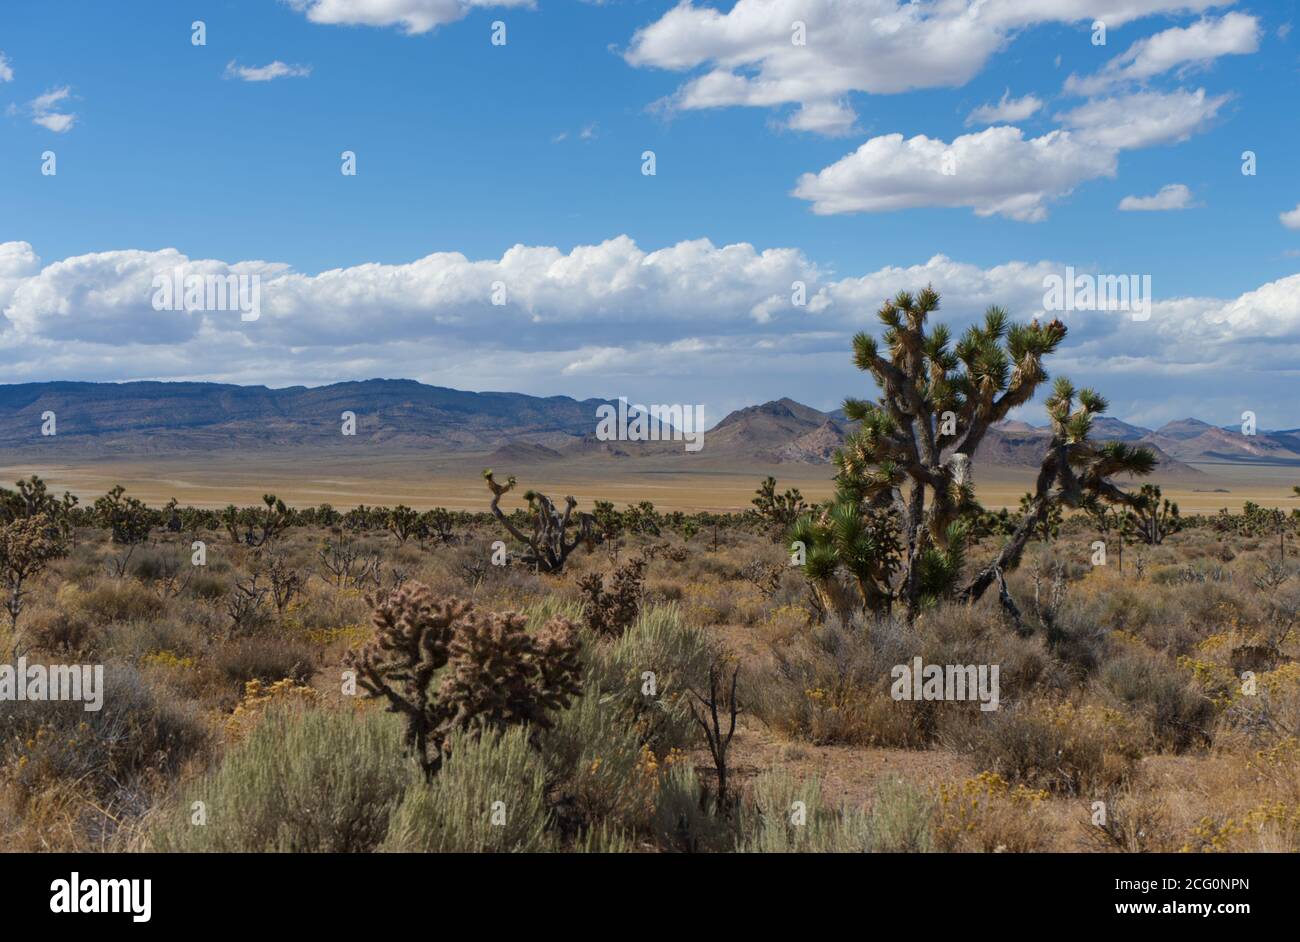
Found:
<box><xmin>4</xmin><ymin>236</ymin><xmax>1299</xmax><ymax>426</ymax></box>
<box><xmin>1056</xmin><ymin>87</ymin><xmax>1228</xmax><ymax>150</ymax></box>
<box><xmin>1118</xmin><ymin>183</ymin><xmax>1196</xmax><ymax>211</ymax></box>
<box><xmin>1065</xmin><ymin>13</ymin><xmax>1261</xmax><ymax>96</ymax></box>
<box><xmin>966</xmin><ymin>89</ymin><xmax>1043</xmax><ymax>126</ymax></box>
<box><xmin>789</xmin><ymin>88</ymin><xmax>1225</xmax><ymax>221</ymax></box>
<box><xmin>224</xmin><ymin>60</ymin><xmax>313</xmax><ymax>82</ymax></box>
<box><xmin>284</xmin><ymin>0</ymin><xmax>534</xmax><ymax>35</ymax></box>
<box><xmin>28</xmin><ymin>85</ymin><xmax>76</xmax><ymax>133</ymax></box>
<box><xmin>624</xmin><ymin>0</ymin><xmax>1223</xmax><ymax>135</ymax></box>
<box><xmin>792</xmin><ymin>126</ymin><xmax>1115</xmax><ymax>221</ymax></box>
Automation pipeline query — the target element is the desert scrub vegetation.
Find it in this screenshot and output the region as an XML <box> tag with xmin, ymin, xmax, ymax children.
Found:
<box><xmin>5</xmin><ymin>298</ymin><xmax>1300</xmax><ymax>851</ymax></box>
<box><xmin>2</xmin><ymin>470</ymin><xmax>1297</xmax><ymax>853</ymax></box>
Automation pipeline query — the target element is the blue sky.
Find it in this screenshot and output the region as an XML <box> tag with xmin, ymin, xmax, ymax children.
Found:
<box><xmin>2</xmin><ymin>0</ymin><xmax>1299</xmax><ymax>428</ymax></box>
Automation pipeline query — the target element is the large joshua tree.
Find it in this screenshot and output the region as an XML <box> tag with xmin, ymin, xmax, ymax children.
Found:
<box><xmin>484</xmin><ymin>470</ymin><xmax>602</xmax><ymax>573</ymax></box>
<box><xmin>794</xmin><ymin>287</ymin><xmax>1156</xmax><ymax>622</ymax></box>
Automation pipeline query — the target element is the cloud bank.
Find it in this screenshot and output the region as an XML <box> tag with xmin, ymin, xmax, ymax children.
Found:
<box><xmin>2</xmin><ymin>237</ymin><xmax>1298</xmax><ymax>425</ymax></box>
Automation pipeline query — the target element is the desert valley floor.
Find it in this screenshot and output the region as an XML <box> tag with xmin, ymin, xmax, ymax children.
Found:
<box><xmin>3</xmin><ymin>452</ymin><xmax>1297</xmax><ymax>513</ymax></box>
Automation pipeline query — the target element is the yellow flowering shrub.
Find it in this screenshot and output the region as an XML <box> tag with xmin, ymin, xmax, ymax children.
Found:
<box><xmin>225</xmin><ymin>678</ymin><xmax>319</xmax><ymax>741</ymax></box>
<box><xmin>935</xmin><ymin>771</ymin><xmax>1051</xmax><ymax>852</ymax></box>
<box><xmin>141</xmin><ymin>650</ymin><xmax>197</xmax><ymax>671</ymax></box>
<box><xmin>300</xmin><ymin>624</ymin><xmax>369</xmax><ymax>646</ymax></box>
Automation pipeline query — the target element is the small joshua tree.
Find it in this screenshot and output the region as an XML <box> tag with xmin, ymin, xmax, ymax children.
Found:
<box><xmin>751</xmin><ymin>476</ymin><xmax>807</xmax><ymax>534</ymax></box>
<box><xmin>1018</xmin><ymin>491</ymin><xmax>1062</xmax><ymax>543</ymax></box>
<box><xmin>221</xmin><ymin>498</ymin><xmax>289</xmax><ymax>546</ymax></box>
<box><xmin>624</xmin><ymin>501</ymin><xmax>662</xmax><ymax>537</ymax></box>
<box><xmin>419</xmin><ymin>508</ymin><xmax>458</xmax><ymax>546</ymax></box>
<box><xmin>0</xmin><ymin>514</ymin><xmax>67</xmax><ymax>652</ymax></box>
<box><xmin>93</xmin><ymin>485</ymin><xmax>153</xmax><ymax>577</ymax></box>
<box><xmin>484</xmin><ymin>470</ymin><xmax>602</xmax><ymax>573</ymax></box>
<box><xmin>794</xmin><ymin>287</ymin><xmax>1156</xmax><ymax>621</ymax></box>
<box><xmin>1123</xmin><ymin>483</ymin><xmax>1180</xmax><ymax>545</ymax></box>
<box><xmin>225</xmin><ymin>571</ymin><xmax>270</xmax><ymax>637</ymax></box>
<box><xmin>346</xmin><ymin>584</ymin><xmax>583</xmax><ymax>776</ymax></box>
<box><xmin>592</xmin><ymin>500</ymin><xmax>624</xmax><ymax>561</ymax></box>
<box><xmin>266</xmin><ymin>552</ymin><xmax>303</xmax><ymax>619</ymax></box>
<box><xmin>0</xmin><ymin>475</ymin><xmax>70</xmax><ymax>523</ymax></box>
<box><xmin>386</xmin><ymin>505</ymin><xmax>420</xmax><ymax>544</ymax></box>
<box><xmin>790</xmin><ymin>498</ymin><xmax>904</xmax><ymax>621</ymax></box>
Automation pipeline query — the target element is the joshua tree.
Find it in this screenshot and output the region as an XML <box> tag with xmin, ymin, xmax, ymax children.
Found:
<box><xmin>346</xmin><ymin>584</ymin><xmax>583</xmax><ymax>776</ymax></box>
<box><xmin>1123</xmin><ymin>483</ymin><xmax>1180</xmax><ymax>545</ymax></box>
<box><xmin>623</xmin><ymin>501</ymin><xmax>662</xmax><ymax>536</ymax></box>
<box><xmin>0</xmin><ymin>514</ymin><xmax>67</xmax><ymax>652</ymax></box>
<box><xmin>484</xmin><ymin>470</ymin><xmax>602</xmax><ymax>573</ymax></box>
<box><xmin>790</xmin><ymin>497</ymin><xmax>905</xmax><ymax>621</ymax></box>
<box><xmin>750</xmin><ymin>476</ymin><xmax>807</xmax><ymax>534</ymax></box>
<box><xmin>592</xmin><ymin>500</ymin><xmax>624</xmax><ymax>561</ymax></box>
<box><xmin>419</xmin><ymin>508</ymin><xmax>458</xmax><ymax>546</ymax></box>
<box><xmin>266</xmin><ymin>552</ymin><xmax>304</xmax><ymax>619</ymax></box>
<box><xmin>386</xmin><ymin>504</ymin><xmax>420</xmax><ymax>544</ymax></box>
<box><xmin>220</xmin><ymin>495</ymin><xmax>290</xmax><ymax>547</ymax></box>
<box><xmin>793</xmin><ymin>287</ymin><xmax>1155</xmax><ymax>621</ymax></box>
<box><xmin>94</xmin><ymin>485</ymin><xmax>154</xmax><ymax>576</ymax></box>
<box><xmin>1018</xmin><ymin>491</ymin><xmax>1062</xmax><ymax>543</ymax></box>
<box><xmin>0</xmin><ymin>475</ymin><xmax>67</xmax><ymax>522</ymax></box>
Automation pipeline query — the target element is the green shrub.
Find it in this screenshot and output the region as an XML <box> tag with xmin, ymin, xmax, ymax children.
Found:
<box><xmin>1101</xmin><ymin>652</ymin><xmax>1214</xmax><ymax>752</ymax></box>
<box><xmin>952</xmin><ymin>702</ymin><xmax>1132</xmax><ymax>795</ymax></box>
<box><xmin>381</xmin><ymin>726</ymin><xmax>552</xmax><ymax>852</ymax></box>
<box><xmin>539</xmin><ymin>670</ymin><xmax>655</xmax><ymax>829</ymax></box>
<box><xmin>150</xmin><ymin>705</ymin><xmax>411</xmax><ymax>852</ymax></box>
<box><xmin>588</xmin><ymin>603</ymin><xmax>715</xmax><ymax>754</ymax></box>
<box><xmin>1</xmin><ymin>664</ymin><xmax>206</xmax><ymax>808</ymax></box>
<box><xmin>214</xmin><ymin>636</ymin><xmax>315</xmax><ymax>690</ymax></box>
<box><xmin>651</xmin><ymin>762</ymin><xmax>733</xmax><ymax>853</ymax></box>
<box><xmin>749</xmin><ymin>615</ymin><xmax>932</xmax><ymax>747</ymax></box>
<box><xmin>736</xmin><ymin>769</ymin><xmax>870</xmax><ymax>853</ymax></box>
<box><xmin>71</xmin><ymin>579</ymin><xmax>159</xmax><ymax>625</ymax></box>
<box><xmin>865</xmin><ymin>778</ymin><xmax>935</xmax><ymax>852</ymax></box>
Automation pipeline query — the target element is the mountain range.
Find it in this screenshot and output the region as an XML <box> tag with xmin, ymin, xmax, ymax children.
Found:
<box><xmin>2</xmin><ymin>380</ymin><xmax>1298</xmax><ymax>470</ymax></box>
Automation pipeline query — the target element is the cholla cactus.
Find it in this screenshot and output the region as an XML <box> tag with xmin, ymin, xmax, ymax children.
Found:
<box><xmin>577</xmin><ymin>556</ymin><xmax>647</xmax><ymax>637</ymax></box>
<box><xmin>346</xmin><ymin>583</ymin><xmax>582</xmax><ymax>775</ymax></box>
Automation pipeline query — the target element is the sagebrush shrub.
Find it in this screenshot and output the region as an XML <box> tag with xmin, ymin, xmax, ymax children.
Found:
<box><xmin>381</xmin><ymin>726</ymin><xmax>551</xmax><ymax>852</ymax></box>
<box><xmin>150</xmin><ymin>704</ymin><xmax>409</xmax><ymax>852</ymax></box>
<box><xmin>587</xmin><ymin>603</ymin><xmax>715</xmax><ymax>754</ymax></box>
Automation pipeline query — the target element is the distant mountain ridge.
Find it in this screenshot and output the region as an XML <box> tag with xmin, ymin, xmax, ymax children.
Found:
<box><xmin>0</xmin><ymin>379</ymin><xmax>615</xmax><ymax>455</ymax></box>
<box><xmin>1</xmin><ymin>380</ymin><xmax>1296</xmax><ymax>468</ymax></box>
